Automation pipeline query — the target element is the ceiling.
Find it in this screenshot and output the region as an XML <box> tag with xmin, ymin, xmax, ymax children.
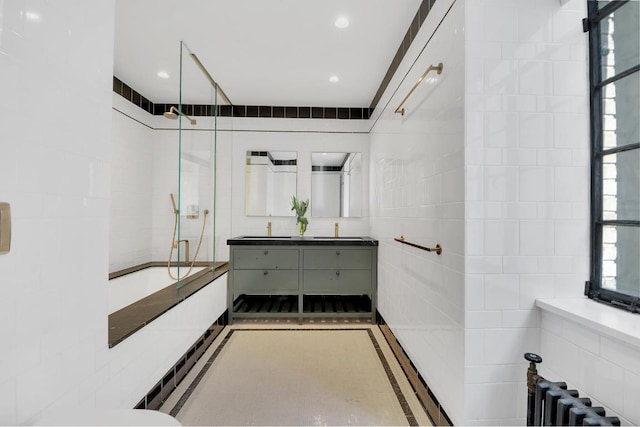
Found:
<box><xmin>114</xmin><ymin>0</ymin><xmax>422</xmax><ymax>108</ymax></box>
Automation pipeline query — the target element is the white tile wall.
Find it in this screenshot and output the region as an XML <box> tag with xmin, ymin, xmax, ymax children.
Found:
<box><xmin>111</xmin><ymin>95</ymin><xmax>225</xmax><ymax>268</ymax></box>
<box><xmin>0</xmin><ymin>3</ymin><xmax>227</xmax><ymax>424</ymax></box>
<box><xmin>1</xmin><ymin>1</ymin><xmax>113</xmax><ymax>423</ymax></box>
<box><xmin>464</xmin><ymin>0</ymin><xmax>590</xmax><ymax>424</ymax></box>
<box><xmin>368</xmin><ymin>0</ymin><xmax>595</xmax><ymax>424</ymax></box>
<box><xmin>540</xmin><ymin>308</ymin><xmax>640</xmax><ymax>425</ymax></box>
<box><xmin>110</xmin><ymin>102</ymin><xmax>154</xmax><ymax>272</ymax></box>
<box><xmin>369</xmin><ymin>0</ymin><xmax>465</xmax><ymax>423</ymax></box>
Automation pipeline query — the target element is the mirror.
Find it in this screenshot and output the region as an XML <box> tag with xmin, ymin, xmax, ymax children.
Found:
<box><xmin>245</xmin><ymin>151</ymin><xmax>297</xmax><ymax>216</ymax></box>
<box><xmin>311</xmin><ymin>152</ymin><xmax>362</xmax><ymax>218</ymax></box>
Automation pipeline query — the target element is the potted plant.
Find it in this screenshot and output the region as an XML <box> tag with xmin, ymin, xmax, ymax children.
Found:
<box><xmin>290</xmin><ymin>195</ymin><xmax>309</xmax><ymax>236</ymax></box>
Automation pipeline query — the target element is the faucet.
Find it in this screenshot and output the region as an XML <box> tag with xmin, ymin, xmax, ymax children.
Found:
<box><xmin>267</xmin><ymin>221</ymin><xmax>272</xmax><ymax>237</ymax></box>
<box><xmin>174</xmin><ymin>239</ymin><xmax>190</xmax><ymax>264</ymax></box>
<box><xmin>335</xmin><ymin>222</ymin><xmax>339</xmax><ymax>237</ymax></box>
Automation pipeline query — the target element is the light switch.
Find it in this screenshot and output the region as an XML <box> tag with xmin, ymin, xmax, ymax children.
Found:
<box><xmin>0</xmin><ymin>202</ymin><xmax>11</xmax><ymax>255</ymax></box>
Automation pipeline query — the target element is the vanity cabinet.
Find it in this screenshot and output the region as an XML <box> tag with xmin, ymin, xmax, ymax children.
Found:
<box><xmin>227</xmin><ymin>237</ymin><xmax>378</xmax><ymax>323</ymax></box>
<box><xmin>302</xmin><ymin>249</ymin><xmax>373</xmax><ymax>294</ymax></box>
<box><xmin>232</xmin><ymin>248</ymin><xmax>299</xmax><ymax>292</ymax></box>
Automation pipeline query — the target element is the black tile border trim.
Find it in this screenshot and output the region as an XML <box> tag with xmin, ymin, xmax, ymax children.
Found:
<box><xmin>114</xmin><ymin>76</ymin><xmax>372</xmax><ymax>120</ymax></box>
<box><xmin>167</xmin><ymin>327</ymin><xmax>418</xmax><ymax>425</ymax></box>
<box><xmin>369</xmin><ymin>0</ymin><xmax>436</xmax><ymax>110</ymax></box>
<box><xmin>366</xmin><ymin>328</ymin><xmax>418</xmax><ymax>426</ymax></box>
<box><xmin>114</xmin><ymin>1</ymin><xmax>434</xmax><ymax>118</ymax></box>
<box><xmin>377</xmin><ymin>313</ymin><xmax>454</xmax><ymax>426</ymax></box>
<box><xmin>168</xmin><ymin>329</ymin><xmax>236</xmax><ymax>417</ymax></box>
<box><xmin>134</xmin><ymin>314</ymin><xmax>227</xmax><ymax>411</ymax></box>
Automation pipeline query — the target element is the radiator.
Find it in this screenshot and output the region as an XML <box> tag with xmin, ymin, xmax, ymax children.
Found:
<box><xmin>524</xmin><ymin>353</ymin><xmax>620</xmax><ymax>426</ymax></box>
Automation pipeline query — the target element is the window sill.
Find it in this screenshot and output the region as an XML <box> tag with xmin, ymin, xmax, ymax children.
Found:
<box><xmin>536</xmin><ymin>297</ymin><xmax>640</xmax><ymax>350</ymax></box>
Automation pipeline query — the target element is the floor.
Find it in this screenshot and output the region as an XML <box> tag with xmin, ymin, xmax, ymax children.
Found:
<box><xmin>159</xmin><ymin>321</ymin><xmax>432</xmax><ymax>426</ymax></box>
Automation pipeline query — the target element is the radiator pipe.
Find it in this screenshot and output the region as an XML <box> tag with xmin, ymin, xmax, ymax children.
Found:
<box><xmin>524</xmin><ymin>352</ymin><xmax>543</xmax><ymax>426</ymax></box>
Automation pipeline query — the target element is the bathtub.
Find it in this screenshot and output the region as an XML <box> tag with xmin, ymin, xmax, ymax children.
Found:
<box><xmin>109</xmin><ymin>266</ymin><xmax>206</xmax><ymax>314</ymax></box>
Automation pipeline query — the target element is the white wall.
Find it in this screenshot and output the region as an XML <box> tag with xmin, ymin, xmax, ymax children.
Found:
<box><xmin>346</xmin><ymin>153</ymin><xmax>363</xmax><ymax>216</ymax></box>
<box><xmin>0</xmin><ymin>3</ymin><xmax>227</xmax><ymax>424</ymax></box>
<box><xmin>368</xmin><ymin>0</ymin><xmax>594</xmax><ymax>424</ymax></box>
<box><xmin>110</xmin><ymin>104</ymin><xmax>154</xmax><ymax>272</ymax></box>
<box><xmin>369</xmin><ymin>0</ymin><xmax>466</xmax><ymax>423</ymax></box>
<box><xmin>539</xmin><ymin>303</ymin><xmax>640</xmax><ymax>426</ymax></box>
<box><xmin>463</xmin><ymin>0</ymin><xmax>590</xmax><ymax>424</ymax></box>
<box><xmin>111</xmin><ymin>95</ymin><xmax>222</xmax><ymax>267</ymax></box>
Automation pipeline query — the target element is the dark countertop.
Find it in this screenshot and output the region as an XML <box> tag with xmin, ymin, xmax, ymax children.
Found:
<box><xmin>227</xmin><ymin>236</ymin><xmax>379</xmax><ymax>246</ymax></box>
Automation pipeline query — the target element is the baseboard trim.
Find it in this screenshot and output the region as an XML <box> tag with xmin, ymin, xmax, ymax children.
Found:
<box><xmin>377</xmin><ymin>314</ymin><xmax>453</xmax><ymax>426</ymax></box>
<box><xmin>134</xmin><ymin>311</ymin><xmax>227</xmax><ymax>410</ymax></box>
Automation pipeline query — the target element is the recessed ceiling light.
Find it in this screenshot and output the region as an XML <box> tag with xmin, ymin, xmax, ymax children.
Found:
<box><xmin>329</xmin><ymin>75</ymin><xmax>340</xmax><ymax>83</ymax></box>
<box><xmin>334</xmin><ymin>16</ymin><xmax>349</xmax><ymax>29</ymax></box>
<box><xmin>157</xmin><ymin>71</ymin><xmax>170</xmax><ymax>79</ymax></box>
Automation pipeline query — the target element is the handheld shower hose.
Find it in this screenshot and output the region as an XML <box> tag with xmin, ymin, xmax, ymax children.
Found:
<box><xmin>167</xmin><ymin>193</ymin><xmax>209</xmax><ymax>281</ymax></box>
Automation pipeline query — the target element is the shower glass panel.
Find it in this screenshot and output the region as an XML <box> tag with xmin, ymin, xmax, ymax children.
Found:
<box><xmin>175</xmin><ymin>41</ymin><xmax>218</xmax><ymax>287</ymax></box>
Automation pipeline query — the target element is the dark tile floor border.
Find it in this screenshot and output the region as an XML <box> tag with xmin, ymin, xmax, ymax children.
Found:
<box><xmin>135</xmin><ymin>316</ymin><xmax>227</xmax><ymax>411</ymax></box>
<box><xmin>378</xmin><ymin>314</ymin><xmax>454</xmax><ymax>426</ymax></box>
<box><xmin>168</xmin><ymin>327</ymin><xmax>418</xmax><ymax>425</ymax></box>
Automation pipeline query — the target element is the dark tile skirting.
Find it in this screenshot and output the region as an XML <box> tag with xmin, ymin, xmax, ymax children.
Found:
<box><xmin>167</xmin><ymin>328</ymin><xmax>418</xmax><ymax>426</ymax></box>
<box><xmin>113</xmin><ymin>0</ymin><xmax>437</xmax><ymax>119</ymax></box>
<box><xmin>134</xmin><ymin>317</ymin><xmax>227</xmax><ymax>411</ymax></box>
<box><xmin>378</xmin><ymin>313</ymin><xmax>454</xmax><ymax>426</ymax></box>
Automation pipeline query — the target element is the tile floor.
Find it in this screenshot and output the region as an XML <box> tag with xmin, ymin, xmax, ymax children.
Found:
<box><xmin>160</xmin><ymin>322</ymin><xmax>432</xmax><ymax>426</ymax></box>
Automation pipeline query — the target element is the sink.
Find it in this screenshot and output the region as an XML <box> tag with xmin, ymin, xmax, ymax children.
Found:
<box><xmin>312</xmin><ymin>236</ymin><xmax>364</xmax><ymax>241</ymax></box>
<box><xmin>228</xmin><ymin>235</ymin><xmax>377</xmax><ymax>246</ymax></box>
<box><xmin>237</xmin><ymin>236</ymin><xmax>293</xmax><ymax>240</ymax></box>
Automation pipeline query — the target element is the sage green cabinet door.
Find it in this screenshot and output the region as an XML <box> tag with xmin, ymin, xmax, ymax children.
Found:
<box><xmin>233</xmin><ymin>269</ymin><xmax>299</xmax><ymax>292</ymax></box>
<box><xmin>303</xmin><ymin>249</ymin><xmax>372</xmax><ymax>270</ymax></box>
<box><xmin>303</xmin><ymin>270</ymin><xmax>372</xmax><ymax>293</ymax></box>
<box><xmin>233</xmin><ymin>248</ymin><xmax>299</xmax><ymax>269</ymax></box>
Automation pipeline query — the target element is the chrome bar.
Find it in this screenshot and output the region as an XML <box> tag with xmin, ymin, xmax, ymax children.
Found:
<box><xmin>395</xmin><ymin>62</ymin><xmax>443</xmax><ymax>116</ymax></box>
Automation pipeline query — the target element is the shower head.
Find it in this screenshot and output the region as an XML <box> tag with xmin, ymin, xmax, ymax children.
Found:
<box><xmin>163</xmin><ymin>109</ymin><xmax>179</xmax><ymax>120</ymax></box>
<box><xmin>163</xmin><ymin>106</ymin><xmax>197</xmax><ymax>125</ymax></box>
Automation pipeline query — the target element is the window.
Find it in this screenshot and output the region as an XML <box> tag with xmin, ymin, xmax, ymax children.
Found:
<box><xmin>586</xmin><ymin>0</ymin><xmax>640</xmax><ymax>312</ymax></box>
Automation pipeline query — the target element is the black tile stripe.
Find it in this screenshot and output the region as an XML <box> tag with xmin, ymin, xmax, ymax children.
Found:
<box><xmin>115</xmin><ymin>2</ymin><xmax>433</xmax><ymax>120</ymax></box>
<box><xmin>169</xmin><ymin>329</ymin><xmax>236</xmax><ymax>417</ymax></box>
<box><xmin>366</xmin><ymin>329</ymin><xmax>418</xmax><ymax>426</ymax></box>
<box><xmin>369</xmin><ymin>0</ymin><xmax>436</xmax><ymax>110</ymax></box>
<box><xmin>113</xmin><ymin>76</ymin><xmax>372</xmax><ymax>120</ymax></box>
<box><xmin>168</xmin><ymin>328</ymin><xmax>419</xmax><ymax>426</ymax></box>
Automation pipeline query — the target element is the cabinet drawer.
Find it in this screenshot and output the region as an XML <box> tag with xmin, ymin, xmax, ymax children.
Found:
<box><xmin>233</xmin><ymin>248</ymin><xmax>299</xmax><ymax>269</ymax></box>
<box><xmin>303</xmin><ymin>270</ymin><xmax>371</xmax><ymax>293</ymax></box>
<box><xmin>233</xmin><ymin>269</ymin><xmax>299</xmax><ymax>292</ymax></box>
<box><xmin>303</xmin><ymin>249</ymin><xmax>372</xmax><ymax>270</ymax></box>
